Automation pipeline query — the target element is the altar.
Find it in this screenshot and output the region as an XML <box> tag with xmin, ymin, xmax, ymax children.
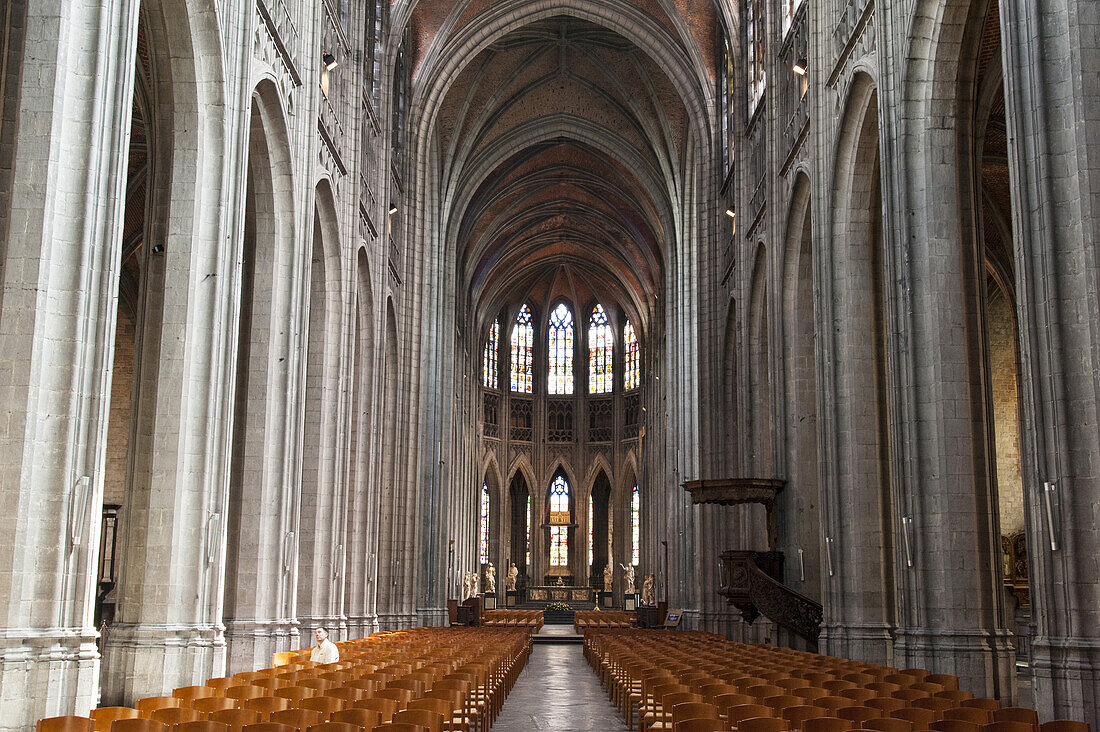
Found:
<box><xmin>527</xmin><ymin>585</ymin><xmax>597</xmax><ymax>603</ymax></box>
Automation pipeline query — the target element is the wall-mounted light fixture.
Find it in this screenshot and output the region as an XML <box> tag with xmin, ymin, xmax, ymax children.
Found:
<box><xmin>323</xmin><ymin>52</ymin><xmax>338</xmax><ymax>71</ymax></box>
<box><xmin>793</xmin><ymin>57</ymin><xmax>808</xmax><ymax>76</ymax></box>
<box><xmin>725</xmin><ymin>208</ymin><xmax>736</xmax><ymax>218</ymax></box>
<box><xmin>389</xmin><ymin>204</ymin><xmax>399</xmax><ymax>215</ymax></box>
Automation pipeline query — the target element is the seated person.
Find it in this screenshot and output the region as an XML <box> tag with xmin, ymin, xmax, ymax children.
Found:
<box><xmin>309</xmin><ymin>626</ymin><xmax>339</xmax><ymax>664</ymax></box>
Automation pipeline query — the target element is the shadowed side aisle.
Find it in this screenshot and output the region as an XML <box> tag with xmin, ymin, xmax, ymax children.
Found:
<box><xmin>492</xmin><ymin>644</ymin><xmax>629</xmax><ymax>731</ymax></box>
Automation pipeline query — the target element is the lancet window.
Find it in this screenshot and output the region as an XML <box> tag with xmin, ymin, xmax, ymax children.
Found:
<box><xmin>483</xmin><ymin>319</ymin><xmax>499</xmax><ymax>389</ymax></box>
<box><xmin>548</xmin><ymin>303</ymin><xmax>574</xmax><ymax>395</ymax></box>
<box><xmin>588</xmin><ymin>304</ymin><xmax>613</xmax><ymax>394</ymax></box>
<box><xmin>631</xmin><ymin>485</ymin><xmax>640</xmax><ymax>566</ymax></box>
<box><xmin>624</xmin><ymin>320</ymin><xmax>640</xmax><ymax>391</ymax></box>
<box><xmin>510</xmin><ymin>305</ymin><xmax>533</xmax><ymax>393</ymax></box>
<box><xmin>479</xmin><ymin>482</ymin><xmax>490</xmax><ymax>564</ymax></box>
<box><xmin>549</xmin><ymin>474</ymin><xmax>570</xmax><ymax>567</ymax></box>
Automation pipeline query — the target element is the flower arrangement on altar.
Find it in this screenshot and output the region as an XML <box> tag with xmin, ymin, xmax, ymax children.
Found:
<box><xmin>545</xmin><ymin>602</ymin><xmax>572</xmax><ymax>612</ymax></box>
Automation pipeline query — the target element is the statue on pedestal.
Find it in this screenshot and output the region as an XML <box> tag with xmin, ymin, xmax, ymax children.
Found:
<box><xmin>603</xmin><ymin>563</ymin><xmax>613</xmax><ymax>593</ymax></box>
<box><xmin>620</xmin><ymin>563</ymin><xmax>636</xmax><ymax>594</ymax></box>
<box><xmin>641</xmin><ymin>574</ymin><xmax>655</xmax><ymax>606</ymax></box>
<box><xmin>506</xmin><ymin>561</ymin><xmax>519</xmax><ymax>591</ymax></box>
<box><xmin>462</xmin><ymin>572</ymin><xmax>474</xmax><ymax>600</ymax></box>
<box><xmin>554</xmin><ymin>576</ymin><xmax>564</xmax><ymax>586</ymax></box>
<box><xmin>484</xmin><ymin>562</ymin><xmax>496</xmax><ymax>594</ymax></box>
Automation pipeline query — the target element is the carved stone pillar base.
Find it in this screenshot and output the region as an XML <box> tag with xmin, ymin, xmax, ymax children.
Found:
<box><xmin>0</xmin><ymin>628</ymin><xmax>100</xmax><ymax>727</ymax></box>
<box><xmin>893</xmin><ymin>626</ymin><xmax>1016</xmax><ymax>701</ymax></box>
<box><xmin>100</xmin><ymin>623</ymin><xmax>225</xmax><ymax>706</ymax></box>
<box><xmin>1030</xmin><ymin>637</ymin><xmax>1100</xmax><ymax>728</ymax></box>
<box><xmin>224</xmin><ymin>619</ymin><xmax>300</xmax><ymax>675</ymax></box>
<box><xmin>819</xmin><ymin>622</ymin><xmax>895</xmax><ymax>668</ymax></box>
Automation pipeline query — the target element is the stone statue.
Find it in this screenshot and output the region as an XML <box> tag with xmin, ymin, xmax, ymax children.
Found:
<box><xmin>506</xmin><ymin>562</ymin><xmax>519</xmax><ymax>591</ymax></box>
<box><xmin>641</xmin><ymin>574</ymin><xmax>655</xmax><ymax>606</ymax></box>
<box><xmin>462</xmin><ymin>572</ymin><xmax>474</xmax><ymax>600</ymax></box>
<box><xmin>484</xmin><ymin>562</ymin><xmax>496</xmax><ymax>594</ymax></box>
<box><xmin>620</xmin><ymin>563</ymin><xmax>636</xmax><ymax>594</ymax></box>
<box><xmin>472</xmin><ymin>572</ymin><xmax>480</xmax><ymax>596</ymax></box>
<box><xmin>603</xmin><ymin>563</ymin><xmax>613</xmax><ymax>593</ymax></box>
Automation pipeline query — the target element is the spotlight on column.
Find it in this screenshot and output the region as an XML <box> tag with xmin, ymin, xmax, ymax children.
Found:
<box><xmin>389</xmin><ymin>204</ymin><xmax>399</xmax><ymax>215</ymax></box>
<box><xmin>793</xmin><ymin>57</ymin><xmax>808</xmax><ymax>76</ymax></box>
<box><xmin>725</xmin><ymin>208</ymin><xmax>736</xmax><ymax>218</ymax></box>
<box><xmin>323</xmin><ymin>52</ymin><xmax>338</xmax><ymax>71</ymax></box>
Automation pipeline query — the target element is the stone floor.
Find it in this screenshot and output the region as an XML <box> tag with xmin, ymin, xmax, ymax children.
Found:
<box><xmin>493</xmin><ymin>644</ymin><xmax>629</xmax><ymax>731</ymax></box>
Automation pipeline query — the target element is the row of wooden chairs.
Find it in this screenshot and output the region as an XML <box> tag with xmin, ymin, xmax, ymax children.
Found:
<box><xmin>37</xmin><ymin>627</ymin><xmax>532</xmax><ymax>732</ymax></box>
<box><xmin>574</xmin><ymin>611</ymin><xmax>635</xmax><ymax>633</ymax></box>
<box><xmin>480</xmin><ymin>611</ymin><xmax>543</xmax><ymax>630</ymax></box>
<box><xmin>583</xmin><ymin>630</ymin><xmax>1090</xmax><ymax>732</ymax></box>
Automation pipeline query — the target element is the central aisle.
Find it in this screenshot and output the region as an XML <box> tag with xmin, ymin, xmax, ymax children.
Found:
<box><xmin>493</xmin><ymin>643</ymin><xmax>629</xmax><ymax>731</ymax></box>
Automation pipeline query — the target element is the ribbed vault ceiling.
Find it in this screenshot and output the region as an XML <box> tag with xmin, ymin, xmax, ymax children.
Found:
<box><xmin>429</xmin><ymin>16</ymin><xmax>699</xmax><ymax>335</ymax></box>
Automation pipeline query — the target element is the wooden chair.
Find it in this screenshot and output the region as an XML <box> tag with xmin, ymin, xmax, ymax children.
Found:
<box><xmin>375</xmin><ymin>688</ymin><xmax>414</xmax><ymax>708</ymax></box>
<box><xmin>175</xmin><ymin>687</ymin><xmax>218</xmax><ymax>703</ymax></box>
<box><xmin>304</xmin><ymin>725</ymin><xmax>360</xmax><ymax>732</ymax></box>
<box><xmin>815</xmin><ymin>697</ymin><xmax>857</xmax><ymax>714</ymax></box>
<box><xmin>913</xmin><ymin>697</ymin><xmax>957</xmax><ymax>719</ymax></box>
<box><xmin>206</xmin><ymin>679</ymin><xmax>238</xmax><ymax>693</ymax></box>
<box><xmin>892</xmin><ymin>708</ymin><xmax>937</xmax><ymax>730</ymax></box>
<box><xmin>782</xmin><ymin>705</ymin><xmax>827</xmax><ymax>731</ymax></box>
<box><xmin>984</xmin><ymin>723</ymin><xmax>1039</xmax><ymax>732</ymax></box>
<box><xmin>837</xmin><ymin>688</ymin><xmax>875</xmax><ymax>704</ymax></box>
<box><xmin>893</xmin><ymin>689</ymin><xmax>930</xmax><ymax>703</ymax></box>
<box><xmin>674</xmin><ymin>721</ymin><xmax>725</xmax><ymax>732</ymax></box>
<box><xmin>738</xmin><ymin>718</ymin><xmax>790</xmax><ymax>732</ymax></box>
<box><xmin>944</xmin><ymin>709</ymin><xmax>994</xmax><ymax>725</ymax></box>
<box><xmin>863</xmin><ymin>720</ymin><xmax>914</xmax><ymax>732</ymax></box>
<box><xmin>325</xmin><ymin>688</ymin><xmax>363</xmax><ymax>706</ymax></box>
<box><xmin>728</xmin><ymin>705</ymin><xmax>778</xmax><ymax>728</ymax></box>
<box><xmin>194</xmin><ymin>698</ymin><xmax>237</xmax><ymax>715</ymax></box>
<box><xmin>300</xmin><ymin>679</ymin><xmax>334</xmax><ymax>693</ymax></box>
<box><xmin>299</xmin><ymin>696</ymin><xmax>346</xmax><ymax>718</ymax></box>
<box><xmin>91</xmin><ymin>708</ymin><xmax>140</xmax><ymax>732</ymax></box>
<box><xmin>109</xmin><ymin>722</ymin><xmax>168</xmax><ymax>732</ymax></box>
<box><xmin>925</xmin><ymin>675</ymin><xmax>960</xmax><ymax>692</ymax></box>
<box><xmin>227</xmin><ymin>687</ymin><xmax>267</xmax><ymax>705</ymax></box>
<box><xmin>993</xmin><ymin>710</ymin><xmax>1040</xmax><ymax>728</ymax></box>
<box><xmin>149</xmin><ymin>708</ymin><xmax>204</xmax><ymax>725</ymax></box>
<box><xmin>867</xmin><ymin>699</ymin><xmax>906</xmax><ymax>715</ymax></box>
<box><xmin>269</xmin><ymin>709</ymin><xmax>325</xmax><ymax>730</ymax></box>
<box><xmin>240</xmin><ymin>725</ymin><xmax>297</xmax><ymax>732</ymax></box>
<box><xmin>746</xmin><ymin>685</ymin><xmax>786</xmax><ymax>703</ymax></box>
<box><xmin>352</xmin><ymin>698</ymin><xmax>399</xmax><ymax>723</ymax></box>
<box><xmin>930</xmin><ymin>722</ymin><xmax>981</xmax><ymax>732</ymax></box>
<box><xmin>671</xmin><ymin>702</ymin><xmax>719</xmax><ymax>728</ymax></box>
<box><xmin>36</xmin><ymin>718</ymin><xmax>94</xmax><ymax>732</ymax></box>
<box><xmin>793</xmin><ymin>688</ymin><xmax>829</xmax><ymax>702</ymax></box>
<box><xmin>207</xmin><ymin>710</ymin><xmax>263</xmax><ymax>732</ymax></box>
<box><xmin>1039</xmin><ymin>723</ymin><xmax>1089</xmax><ymax>732</ymax></box>
<box><xmin>174</xmin><ymin>724</ymin><xmax>230</xmax><ymax>732</ymax></box>
<box><xmin>837</xmin><ymin>706</ymin><xmax>880</xmax><ymax>725</ymax></box>
<box><xmin>763</xmin><ymin>696</ymin><xmax>804</xmax><ymax>712</ymax></box>
<box><xmin>370</xmin><ymin>724</ymin><xmax>428</xmax><ymax>732</ymax></box>
<box><xmin>136</xmin><ymin>698</ymin><xmax>184</xmax><ymax>717</ymax></box>
<box><xmin>393</xmin><ymin>709</ymin><xmax>443</xmax><ymax>732</ymax></box>
<box><xmin>240</xmin><ymin>697</ymin><xmax>291</xmax><ymax>718</ymax></box>
<box><xmin>936</xmin><ymin>690</ymin><xmax>975</xmax><ymax>703</ymax></box>
<box><xmin>961</xmin><ymin>700</ymin><xmax>1003</xmax><ymax>712</ymax></box>
<box><xmin>804</xmin><ymin>718</ymin><xmax>854</xmax><ymax>732</ymax></box>
<box><xmin>406</xmin><ymin>699</ymin><xmax>455</xmax><ymax>732</ymax></box>
<box><xmin>330</xmin><ymin>709</ymin><xmax>381</xmax><ymax>731</ymax></box>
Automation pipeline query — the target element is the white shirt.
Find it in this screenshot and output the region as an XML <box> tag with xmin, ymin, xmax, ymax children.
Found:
<box><xmin>310</xmin><ymin>638</ymin><xmax>339</xmax><ymax>664</ymax></box>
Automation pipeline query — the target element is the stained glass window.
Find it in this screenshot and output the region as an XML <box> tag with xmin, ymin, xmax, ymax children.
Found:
<box><xmin>588</xmin><ymin>496</ymin><xmax>593</xmax><ymax>566</ymax></box>
<box><xmin>631</xmin><ymin>485</ymin><xmax>640</xmax><ymax>566</ymax></box>
<box><xmin>549</xmin><ymin>474</ymin><xmax>570</xmax><ymax>522</ymax></box>
<box><xmin>483</xmin><ymin>319</ymin><xmax>499</xmax><ymax>389</ymax></box>
<box><xmin>624</xmin><ymin>320</ymin><xmax>640</xmax><ymax>391</ymax></box>
<box><xmin>547</xmin><ymin>303</ymin><xmax>574</xmax><ymax>395</ymax></box>
<box><xmin>510</xmin><ymin>305</ymin><xmax>533</xmax><ymax>393</ymax></box>
<box><xmin>525</xmin><ymin>495</ymin><xmax>531</xmax><ymax>567</ymax></box>
<box><xmin>588</xmin><ymin>304</ymin><xmax>613</xmax><ymax>394</ymax></box>
<box><xmin>550</xmin><ymin>525</ymin><xmax>568</xmax><ymax>567</ymax></box>
<box><xmin>479</xmin><ymin>482</ymin><xmax>490</xmax><ymax>564</ymax></box>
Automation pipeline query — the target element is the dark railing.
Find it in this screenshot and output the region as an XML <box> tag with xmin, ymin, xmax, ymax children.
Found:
<box><xmin>256</xmin><ymin>0</ymin><xmax>302</xmax><ymax>85</ymax></box>
<box><xmin>719</xmin><ymin>549</ymin><xmax>823</xmax><ymax>647</ymax></box>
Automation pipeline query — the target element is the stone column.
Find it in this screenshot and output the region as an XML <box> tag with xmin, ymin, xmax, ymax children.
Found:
<box><xmin>1000</xmin><ymin>0</ymin><xmax>1100</xmax><ymax>724</ymax></box>
<box><xmin>0</xmin><ymin>1</ymin><xmax>139</xmax><ymax>725</ymax></box>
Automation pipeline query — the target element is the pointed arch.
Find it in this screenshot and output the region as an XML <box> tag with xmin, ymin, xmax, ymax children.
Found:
<box><xmin>748</xmin><ymin>243</ymin><xmax>772</xmax><ymax>476</ymax></box>
<box><xmin>588</xmin><ymin>303</ymin><xmax>614</xmax><ymax>394</ymax></box>
<box><xmin>547</xmin><ymin>299</ymin><xmax>575</xmax><ymax>395</ymax></box>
